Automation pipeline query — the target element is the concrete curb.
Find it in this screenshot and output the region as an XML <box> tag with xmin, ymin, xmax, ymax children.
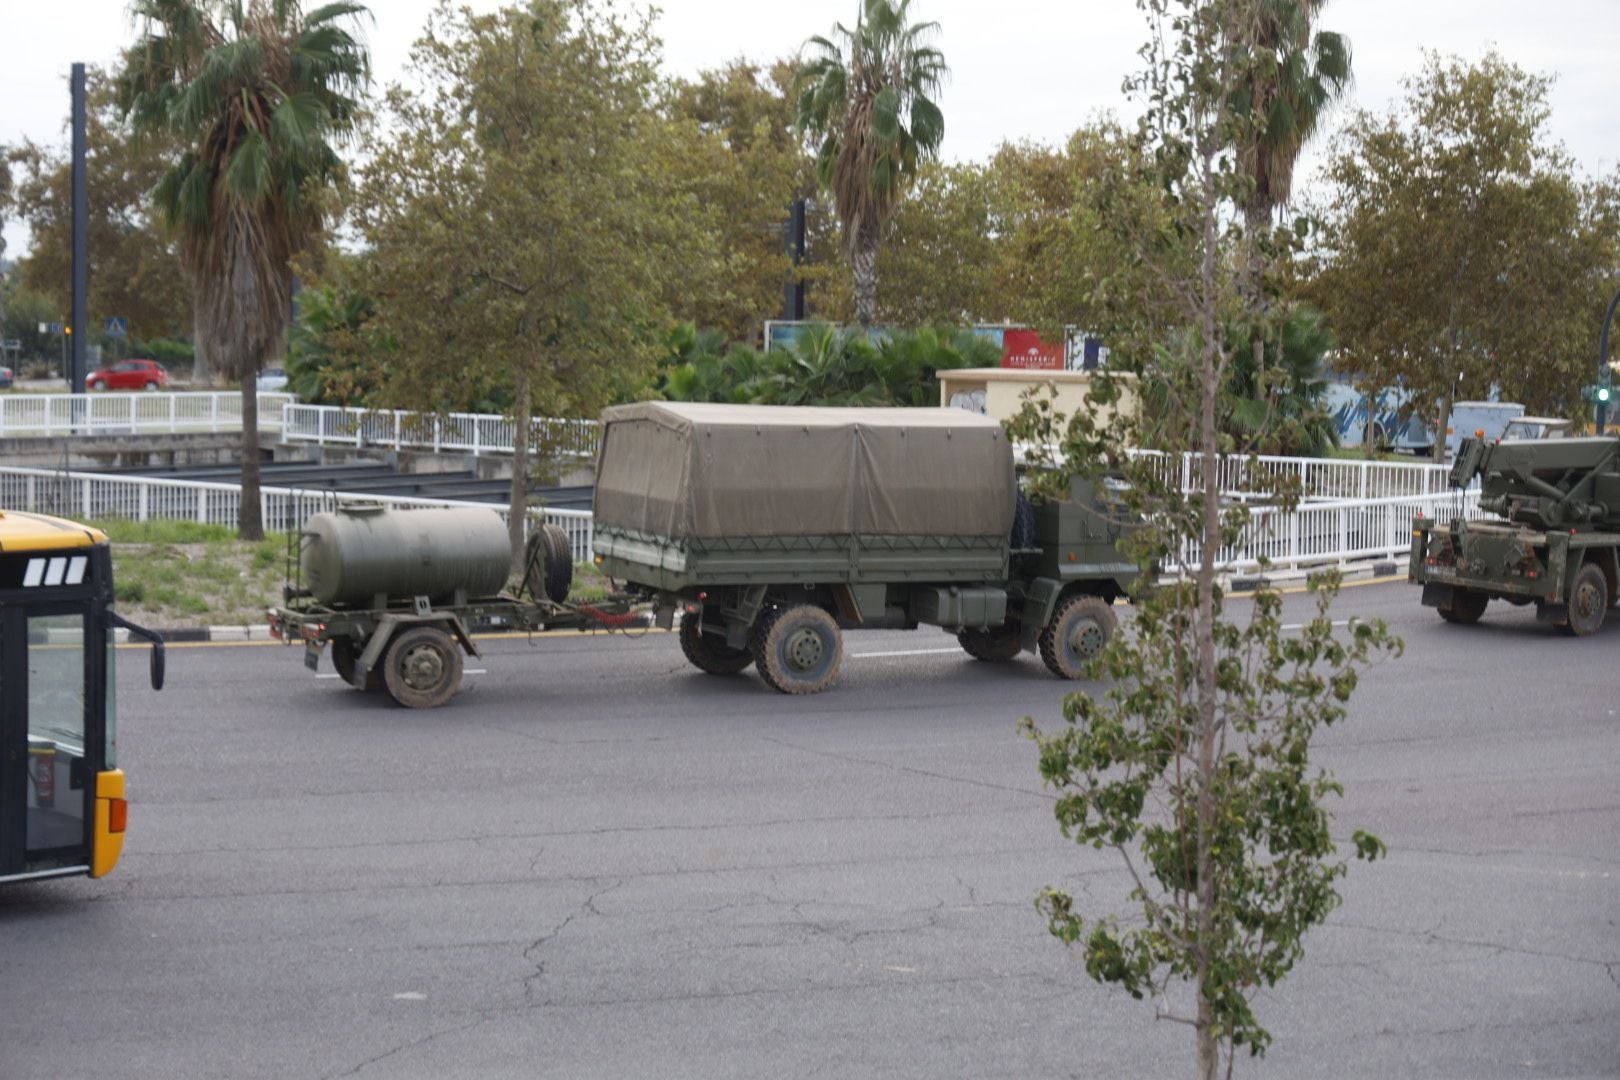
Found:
<box><xmin>1224</xmin><ymin>557</ymin><xmax>1404</xmax><ymax>594</ymax></box>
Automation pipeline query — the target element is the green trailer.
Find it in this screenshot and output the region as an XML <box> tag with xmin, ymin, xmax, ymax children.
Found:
<box><xmin>271</xmin><ymin>506</ymin><xmax>642</xmax><ymax>708</ymax></box>
<box><xmin>592</xmin><ymin>402</ymin><xmax>1144</xmax><ymax>694</ymax></box>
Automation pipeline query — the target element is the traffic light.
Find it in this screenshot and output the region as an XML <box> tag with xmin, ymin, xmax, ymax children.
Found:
<box><xmin>1584</xmin><ymin>381</ymin><xmax>1612</xmax><ymax>405</ymax></box>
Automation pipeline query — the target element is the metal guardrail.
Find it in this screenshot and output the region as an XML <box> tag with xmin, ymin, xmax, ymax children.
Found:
<box><xmin>0</xmin><ymin>467</ymin><xmax>595</xmax><ymax>565</ymax></box>
<box><xmin>0</xmin><ymin>392</ymin><xmax>297</xmax><ymax>436</ymax></box>
<box><xmin>281</xmin><ymin>404</ymin><xmax>600</xmax><ymax>459</ymax></box>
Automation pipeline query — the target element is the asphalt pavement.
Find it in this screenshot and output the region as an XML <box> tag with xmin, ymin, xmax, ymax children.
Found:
<box><xmin>2</xmin><ymin>581</ymin><xmax>1617</xmax><ymax>1079</ymax></box>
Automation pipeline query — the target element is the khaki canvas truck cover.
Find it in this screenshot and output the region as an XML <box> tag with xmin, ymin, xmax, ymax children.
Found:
<box><xmin>595</xmin><ymin>402</ymin><xmax>1015</xmax><ymax>540</ymax></box>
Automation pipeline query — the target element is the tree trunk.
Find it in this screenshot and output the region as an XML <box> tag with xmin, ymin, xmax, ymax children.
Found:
<box><xmin>1245</xmin><ymin>200</ymin><xmax>1268</xmax><ymax>396</ymax></box>
<box><xmin>238</xmin><ymin>372</ymin><xmax>264</xmax><ymax>541</ymax></box>
<box><xmin>192</xmin><ymin>314</ymin><xmax>212</xmax><ymax>387</ymax></box>
<box><xmin>1194</xmin><ymin>136</ymin><xmax>1224</xmax><ymax>1080</ymax></box>
<box><xmin>1432</xmin><ymin>391</ymin><xmax>1453</xmax><ymax>464</ymax></box>
<box><xmin>852</xmin><ymin>224</ymin><xmax>879</xmax><ymax>328</ymax></box>
<box><xmin>1363</xmin><ymin>391</ymin><xmax>1378</xmax><ymax>460</ymax></box>
<box><xmin>508</xmin><ymin>369</ymin><xmax>532</xmax><ymax>574</ymax></box>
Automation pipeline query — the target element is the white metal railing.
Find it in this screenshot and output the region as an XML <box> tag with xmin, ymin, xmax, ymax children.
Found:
<box><xmin>0</xmin><ymin>467</ymin><xmax>594</xmax><ymax>565</ymax></box>
<box><xmin>1168</xmin><ymin>489</ymin><xmax>1486</xmax><ymax>574</ymax></box>
<box><xmin>1125</xmin><ymin>450</ymin><xmax>1451</xmax><ymax>502</ymax></box>
<box><xmin>1</xmin><ymin>464</ymin><xmax>1482</xmax><ymax>579</ymax></box>
<box><xmin>0</xmin><ymin>392</ymin><xmax>297</xmax><ymax>437</ymax></box>
<box><xmin>281</xmin><ymin>404</ymin><xmax>600</xmax><ymax>459</ymax></box>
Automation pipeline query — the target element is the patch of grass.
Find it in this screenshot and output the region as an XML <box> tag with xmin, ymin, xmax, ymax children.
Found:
<box><xmin>94</xmin><ymin>519</ymin><xmax>292</xmax><ymax>628</ymax></box>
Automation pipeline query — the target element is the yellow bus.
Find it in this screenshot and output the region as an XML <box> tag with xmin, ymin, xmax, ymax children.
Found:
<box><xmin>1</xmin><ymin>510</ymin><xmax>163</xmax><ymax>884</ymax></box>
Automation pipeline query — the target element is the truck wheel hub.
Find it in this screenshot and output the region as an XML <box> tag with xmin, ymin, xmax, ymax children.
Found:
<box><xmin>1069</xmin><ymin>619</ymin><xmax>1105</xmax><ymax>658</ymax></box>
<box><xmin>1573</xmin><ymin>582</ymin><xmax>1601</xmax><ymax>618</ymax></box>
<box><xmin>784</xmin><ymin>628</ymin><xmax>825</xmax><ymax>671</ymax></box>
<box><xmin>403</xmin><ymin>644</ymin><xmax>445</xmax><ymax>688</ymax></box>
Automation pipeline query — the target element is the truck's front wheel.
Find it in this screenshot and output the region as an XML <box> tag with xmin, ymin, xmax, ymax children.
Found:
<box><xmin>753</xmin><ymin>605</ymin><xmax>843</xmax><ymax>694</ymax></box>
<box><xmin>1565</xmin><ymin>564</ymin><xmax>1609</xmax><ymax>637</ymax></box>
<box><xmin>1438</xmin><ymin>588</ymin><xmax>1488</xmax><ymax>625</ymax></box>
<box><xmin>680</xmin><ymin>619</ymin><xmax>754</xmax><ymax>675</ymax></box>
<box><xmin>381</xmin><ymin>625</ymin><xmax>464</xmax><ymax>708</ymax></box>
<box><xmin>1039</xmin><ymin>595</ymin><xmax>1116</xmax><ymax>679</ymax></box>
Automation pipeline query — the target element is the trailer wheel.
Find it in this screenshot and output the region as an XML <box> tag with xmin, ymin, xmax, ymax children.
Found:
<box><xmin>1438</xmin><ymin>588</ymin><xmax>1488</xmax><ymax>625</ymax></box>
<box><xmin>1565</xmin><ymin>564</ymin><xmax>1609</xmax><ymax>637</ymax></box>
<box><xmin>330</xmin><ymin>638</ymin><xmax>380</xmax><ymax>691</ymax></box>
<box><xmin>958</xmin><ymin>623</ymin><xmax>1022</xmax><ymax>662</ymax></box>
<box><xmin>381</xmin><ymin>625</ymin><xmax>464</xmax><ymax>709</ymax></box>
<box><xmin>680</xmin><ymin>618</ymin><xmax>754</xmax><ymax>675</ymax></box>
<box><xmin>752</xmin><ymin>604</ymin><xmax>843</xmax><ymax>694</ymax></box>
<box><xmin>1039</xmin><ymin>595</ymin><xmax>1116</xmax><ymax>679</ymax></box>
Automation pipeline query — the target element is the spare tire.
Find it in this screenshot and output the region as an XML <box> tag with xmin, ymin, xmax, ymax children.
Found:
<box><xmin>522</xmin><ymin>524</ymin><xmax>574</xmax><ymax>603</ymax></box>
<box><xmin>539</xmin><ymin>523</ymin><xmax>574</xmax><ymax>603</ymax></box>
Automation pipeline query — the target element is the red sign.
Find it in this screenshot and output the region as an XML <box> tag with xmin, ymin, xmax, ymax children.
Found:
<box><xmin>1000</xmin><ymin>329</ymin><xmax>1064</xmax><ymax>370</ymax></box>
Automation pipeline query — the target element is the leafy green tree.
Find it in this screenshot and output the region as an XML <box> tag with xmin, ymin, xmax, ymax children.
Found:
<box><xmin>794</xmin><ymin>0</ymin><xmax>947</xmax><ymax>326</ymax></box>
<box><xmin>285</xmin><ymin>276</ymin><xmax>379</xmax><ymax>406</ymax></box>
<box><xmin>1010</xmin><ymin>3</ymin><xmax>1398</xmax><ymax>1076</ymax></box>
<box><xmin>666</xmin><ymin>60</ymin><xmax>815</xmax><ymax>343</ymax></box>
<box><xmin>1311</xmin><ymin>52</ymin><xmax>1619</xmax><ymax>457</ymax></box>
<box><xmin>117</xmin><ymin>0</ymin><xmax>369</xmax><ymax>540</ymax></box>
<box><xmin>355</xmin><ymin>0</ymin><xmax>694</xmax><ymax>564</ymax></box>
<box><xmin>10</xmin><ymin>69</ymin><xmax>193</xmax><ymax>349</ymax></box>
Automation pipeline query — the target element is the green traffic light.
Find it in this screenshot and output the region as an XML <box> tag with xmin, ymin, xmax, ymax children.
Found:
<box><xmin>1600</xmin><ymin>386</ymin><xmax>1613</xmax><ymax>404</ymax></box>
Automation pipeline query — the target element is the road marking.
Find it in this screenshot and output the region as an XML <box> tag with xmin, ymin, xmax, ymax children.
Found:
<box><xmin>317</xmin><ymin>669</ymin><xmax>487</xmax><ymax>680</ymax></box>
<box><xmin>851</xmin><ymin>647</ymin><xmax>962</xmax><ymax>659</ymax></box>
<box><xmin>1279</xmin><ymin>619</ymin><xmax>1355</xmax><ymax>631</ymax></box>
<box><xmin>393</xmin><ymin>992</ymin><xmax>427</xmax><ymax>1001</ymax></box>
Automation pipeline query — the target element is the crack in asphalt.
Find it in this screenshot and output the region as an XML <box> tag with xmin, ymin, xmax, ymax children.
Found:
<box><xmin>761</xmin><ymin>735</ymin><xmax>1054</xmax><ymax>803</ymax></box>
<box><xmin>1332</xmin><ymin>919</ymin><xmax>1619</xmax><ymax>974</ymax></box>
<box><xmin>522</xmin><ymin>879</ymin><xmax>624</xmax><ymax>1006</ymax></box>
<box><xmin>322</xmin><ymin>1017</ymin><xmax>488</xmax><ymax>1080</ymax></box>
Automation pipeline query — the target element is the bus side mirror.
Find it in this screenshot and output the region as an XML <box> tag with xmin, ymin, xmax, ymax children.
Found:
<box><xmin>108</xmin><ymin>612</ymin><xmax>165</xmax><ymax>692</ymax></box>
<box><xmin>148</xmin><ymin>640</ymin><xmax>166</xmax><ymax>691</ymax></box>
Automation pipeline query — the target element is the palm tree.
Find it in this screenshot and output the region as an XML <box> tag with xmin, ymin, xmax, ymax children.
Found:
<box><xmin>1235</xmin><ymin>1</ymin><xmax>1351</xmax><ymax>234</ymax></box>
<box><xmin>794</xmin><ymin>0</ymin><xmax>947</xmax><ymax>327</ymax></box>
<box><xmin>117</xmin><ymin>0</ymin><xmax>368</xmax><ymax>539</ymax></box>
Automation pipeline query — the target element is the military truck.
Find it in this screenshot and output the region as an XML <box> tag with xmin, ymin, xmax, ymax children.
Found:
<box><xmin>591</xmin><ymin>402</ymin><xmax>1144</xmax><ymax>694</ymax></box>
<box><xmin>1410</xmin><ymin>431</ymin><xmax>1620</xmax><ymax>635</ymax></box>
<box><xmin>270</xmin><ymin>505</ymin><xmax>640</xmax><ymax>708</ymax></box>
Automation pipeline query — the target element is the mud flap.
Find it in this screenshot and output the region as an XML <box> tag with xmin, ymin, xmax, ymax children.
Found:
<box><xmin>1420</xmin><ymin>583</ymin><xmax>1454</xmax><ymax>610</ymax></box>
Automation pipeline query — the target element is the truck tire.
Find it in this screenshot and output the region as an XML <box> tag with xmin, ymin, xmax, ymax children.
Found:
<box><xmin>1565</xmin><ymin>564</ymin><xmax>1609</xmax><ymax>637</ymax></box>
<box><xmin>1438</xmin><ymin>588</ymin><xmax>1488</xmax><ymax>625</ymax></box>
<box><xmin>680</xmin><ymin>618</ymin><xmax>754</xmax><ymax>675</ymax></box>
<box><xmin>752</xmin><ymin>604</ymin><xmax>843</xmax><ymax>694</ymax></box>
<box><xmin>1039</xmin><ymin>595</ymin><xmax>1116</xmax><ymax>679</ymax></box>
<box><xmin>381</xmin><ymin>625</ymin><xmax>464</xmax><ymax>709</ymax></box>
<box><xmin>958</xmin><ymin>623</ymin><xmax>1022</xmax><ymax>662</ymax></box>
<box><xmin>330</xmin><ymin>637</ymin><xmax>380</xmax><ymax>691</ymax></box>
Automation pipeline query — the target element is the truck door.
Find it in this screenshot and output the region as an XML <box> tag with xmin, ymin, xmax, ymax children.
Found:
<box><xmin>0</xmin><ymin>606</ymin><xmax>93</xmax><ymax>881</ymax></box>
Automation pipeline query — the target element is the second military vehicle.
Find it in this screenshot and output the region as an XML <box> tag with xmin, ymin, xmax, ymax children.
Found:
<box><xmin>1410</xmin><ymin>430</ymin><xmax>1620</xmax><ymax>635</ymax></box>
<box><xmin>592</xmin><ymin>402</ymin><xmax>1144</xmax><ymax>694</ymax></box>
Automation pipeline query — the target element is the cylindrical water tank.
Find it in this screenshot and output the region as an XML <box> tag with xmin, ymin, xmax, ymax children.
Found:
<box><xmin>301</xmin><ymin>506</ymin><xmax>511</xmax><ymax>607</ymax></box>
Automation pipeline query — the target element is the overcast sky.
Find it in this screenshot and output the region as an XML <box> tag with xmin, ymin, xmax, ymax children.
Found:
<box><xmin>3</xmin><ymin>0</ymin><xmax>1617</xmax><ymax>259</ymax></box>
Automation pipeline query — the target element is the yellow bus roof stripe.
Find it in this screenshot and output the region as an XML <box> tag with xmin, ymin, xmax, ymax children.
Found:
<box><xmin>0</xmin><ymin>510</ymin><xmax>108</xmax><ymax>552</ymax></box>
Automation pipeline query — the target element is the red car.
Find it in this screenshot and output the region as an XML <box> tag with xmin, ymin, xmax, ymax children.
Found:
<box><xmin>87</xmin><ymin>359</ymin><xmax>169</xmax><ymax>391</ymax></box>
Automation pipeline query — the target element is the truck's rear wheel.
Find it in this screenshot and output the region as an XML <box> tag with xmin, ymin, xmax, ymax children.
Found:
<box><xmin>381</xmin><ymin>625</ymin><xmax>464</xmax><ymax>708</ymax></box>
<box><xmin>1438</xmin><ymin>588</ymin><xmax>1488</xmax><ymax>625</ymax></box>
<box><xmin>752</xmin><ymin>604</ymin><xmax>843</xmax><ymax>694</ymax></box>
<box><xmin>958</xmin><ymin>623</ymin><xmax>1022</xmax><ymax>662</ymax></box>
<box><xmin>1565</xmin><ymin>564</ymin><xmax>1609</xmax><ymax>637</ymax></box>
<box><xmin>330</xmin><ymin>638</ymin><xmax>380</xmax><ymax>691</ymax></box>
<box><xmin>680</xmin><ymin>618</ymin><xmax>753</xmax><ymax>675</ymax></box>
<box><xmin>1039</xmin><ymin>595</ymin><xmax>1115</xmax><ymax>679</ymax></box>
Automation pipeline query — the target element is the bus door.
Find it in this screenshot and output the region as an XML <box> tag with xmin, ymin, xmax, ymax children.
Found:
<box><xmin>0</xmin><ymin>604</ymin><xmax>97</xmax><ymax>881</ymax></box>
